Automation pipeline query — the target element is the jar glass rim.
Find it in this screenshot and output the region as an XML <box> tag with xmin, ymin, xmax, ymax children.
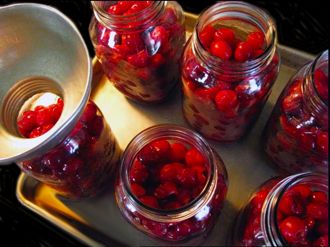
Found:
<box><xmin>120</xmin><ymin>124</ymin><xmax>218</xmax><ymax>220</ymax></box>
<box><xmin>261</xmin><ymin>172</ymin><xmax>328</xmax><ymax>246</ymax></box>
<box><xmin>311</xmin><ymin>49</ymin><xmax>329</xmax><ymax>107</ymax></box>
<box><xmin>193</xmin><ymin>1</ymin><xmax>277</xmax><ymax>74</ymax></box>
<box><xmin>91</xmin><ymin>1</ymin><xmax>164</xmax><ymax>31</ymax></box>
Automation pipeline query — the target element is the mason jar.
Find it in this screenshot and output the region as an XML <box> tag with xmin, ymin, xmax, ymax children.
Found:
<box><xmin>181</xmin><ymin>1</ymin><xmax>280</xmax><ymax>141</ymax></box>
<box><xmin>89</xmin><ymin>1</ymin><xmax>185</xmax><ymax>103</ymax></box>
<box><xmin>0</xmin><ymin>3</ymin><xmax>121</xmax><ymax>199</ymax></box>
<box><xmin>263</xmin><ymin>50</ymin><xmax>328</xmax><ymax>174</ymax></box>
<box><xmin>115</xmin><ymin>125</ymin><xmax>228</xmax><ymax>241</ymax></box>
<box><xmin>232</xmin><ymin>172</ymin><xmax>328</xmax><ymax>246</ymax></box>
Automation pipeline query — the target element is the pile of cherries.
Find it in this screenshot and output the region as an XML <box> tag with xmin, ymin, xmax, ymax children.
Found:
<box><xmin>17</xmin><ymin>98</ymin><xmax>63</xmax><ymax>138</ymax></box>
<box><xmin>182</xmin><ymin>24</ymin><xmax>279</xmax><ymax>141</ymax></box>
<box><xmin>200</xmin><ymin>25</ymin><xmax>266</xmax><ymax>62</ymax></box>
<box><xmin>241</xmin><ymin>181</ymin><xmax>328</xmax><ymax>246</ymax></box>
<box><xmin>17</xmin><ymin>100</ymin><xmax>116</xmax><ymax>198</ymax></box>
<box><xmin>129</xmin><ymin>139</ymin><xmax>209</xmax><ymax>210</ymax></box>
<box><xmin>265</xmin><ymin>68</ymin><xmax>328</xmax><ymax>173</ymax></box>
<box><xmin>94</xmin><ymin>1</ymin><xmax>185</xmax><ymax>102</ymax></box>
<box><xmin>277</xmin><ymin>184</ymin><xmax>328</xmax><ymax>246</ymax></box>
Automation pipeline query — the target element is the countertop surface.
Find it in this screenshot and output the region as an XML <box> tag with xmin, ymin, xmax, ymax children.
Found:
<box><xmin>0</xmin><ymin>1</ymin><xmax>328</xmax><ymax>246</ymax></box>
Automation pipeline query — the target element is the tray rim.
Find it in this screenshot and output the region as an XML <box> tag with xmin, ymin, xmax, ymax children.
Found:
<box><xmin>16</xmin><ymin>11</ymin><xmax>316</xmax><ymax>247</ymax></box>
<box><xmin>16</xmin><ymin>174</ymin><xmax>101</xmax><ymax>247</ymax></box>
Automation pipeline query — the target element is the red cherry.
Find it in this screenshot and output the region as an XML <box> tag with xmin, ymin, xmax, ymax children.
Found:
<box><xmin>191</xmin><ymin>165</ymin><xmax>207</xmax><ymax>185</ymax></box>
<box><xmin>139</xmin><ymin>195</ymin><xmax>159</xmax><ymax>208</ymax></box>
<box><xmin>194</xmin><ymin>87</ymin><xmax>221</xmax><ymax>101</ymax></box>
<box><xmin>252</xmin><ymin>49</ymin><xmax>264</xmax><ymax>58</ymax></box>
<box><xmin>290</xmin><ymin>184</ymin><xmax>312</xmax><ymax>200</ymax></box>
<box><xmin>176</xmin><ymin>221</ymin><xmax>193</xmax><ymax>237</ymax></box>
<box><xmin>214</xmin><ymin>28</ymin><xmax>236</xmax><ymax>47</ymax></box>
<box><xmin>314</xmin><ymin>69</ymin><xmax>328</xmax><ymax>102</ymax></box>
<box><xmin>154</xmin><ymin>181</ymin><xmax>178</xmax><ymax>199</ymax></box>
<box><xmin>185</xmin><ymin>148</ymin><xmax>205</xmax><ymax>167</ymax></box>
<box><xmin>121</xmin><ymin>33</ymin><xmax>144</xmax><ymax>54</ymax></box>
<box><xmin>169</xmin><ymin>143</ymin><xmax>187</xmax><ymax>162</ymax></box>
<box><xmin>138</xmin><ymin>140</ymin><xmax>170</xmax><ymax>165</ymax></box>
<box><xmin>247</xmin><ymin>31</ymin><xmax>265</xmax><ymax>50</ymax></box>
<box><xmin>80</xmin><ymin>102</ymin><xmax>97</xmax><ymax>124</ymax></box>
<box><xmin>125</xmin><ymin>1</ymin><xmax>151</xmax><ymax>15</ymax></box>
<box><xmin>116</xmin><ymin>1</ymin><xmax>134</xmax><ymax>14</ymax></box>
<box><xmin>282</xmin><ymin>93</ymin><xmax>302</xmax><ymax>115</ymax></box>
<box><xmin>199</xmin><ymin>24</ymin><xmax>215</xmax><ymax>49</ymax></box>
<box><xmin>316</xmin><ymin>131</ymin><xmax>328</xmax><ymax>156</ymax></box>
<box><xmin>108</xmin><ymin>4</ymin><xmax>126</xmax><ymax>15</ymax></box>
<box><xmin>279</xmin><ymin>115</ymin><xmax>299</xmax><ymax>138</ymax></box>
<box><xmin>313</xmin><ymin>235</ymin><xmax>328</xmax><ymax>247</ymax></box>
<box><xmin>28</xmin><ymin>126</ymin><xmax>43</xmax><ymax>138</ymax></box>
<box><xmin>152</xmin><ymin>139</ymin><xmax>171</xmax><ymax>157</ymax></box>
<box><xmin>35</xmin><ymin>106</ymin><xmax>52</xmax><ymax>126</ymax></box>
<box><xmin>87</xmin><ymin>115</ymin><xmax>104</xmax><ymax>137</ymax></box>
<box><xmin>250</xmin><ymin>190</ymin><xmax>269</xmax><ymax>214</ymax></box>
<box><xmin>214</xmin><ymin>90</ymin><xmax>239</xmax><ymax>113</ymax></box>
<box><xmin>49</xmin><ymin>103</ymin><xmax>62</xmax><ymax>123</ymax></box>
<box><xmin>17</xmin><ymin>110</ymin><xmax>37</xmax><ymax>137</ymax></box>
<box><xmin>151</xmin><ymin>26</ymin><xmax>169</xmax><ymax>46</ymax></box>
<box><xmin>127</xmin><ymin>50</ymin><xmax>150</xmax><ymax>68</ymax></box>
<box><xmin>160</xmin><ymin>162</ymin><xmax>183</xmax><ymax>182</ymax></box>
<box><xmin>131</xmin><ymin>183</ymin><xmax>146</xmax><ymax>197</ymax></box>
<box><xmin>130</xmin><ymin>160</ymin><xmax>149</xmax><ymax>183</ymax></box>
<box><xmin>210</xmin><ymin>40</ymin><xmax>232</xmax><ymax>61</ymax></box>
<box><xmin>177</xmin><ymin>189</ymin><xmax>192</xmax><ymax>206</ymax></box>
<box><xmin>41</xmin><ymin>149</ymin><xmax>65</xmax><ymax>171</ymax></box>
<box><xmin>176</xmin><ymin>168</ymin><xmax>196</xmax><ymax>188</ymax></box>
<box><xmin>234</xmin><ymin>41</ymin><xmax>253</xmax><ymax>62</ymax></box>
<box><xmin>278</xmin><ymin>192</ymin><xmax>305</xmax><ymax>216</ymax></box>
<box><xmin>279</xmin><ymin>216</ymin><xmax>308</xmax><ymax>245</ymax></box>
<box><xmin>41</xmin><ymin>123</ymin><xmax>54</xmax><ymax>134</ymax></box>
<box><xmin>61</xmin><ymin>157</ymin><xmax>84</xmax><ymax>177</ymax></box>
<box><xmin>311</xmin><ymin>191</ymin><xmax>328</xmax><ymax>204</ymax></box>
<box><xmin>151</xmin><ymin>53</ymin><xmax>165</xmax><ymax>68</ymax></box>
<box><xmin>316</xmin><ymin>222</ymin><xmax>329</xmax><ymax>236</ymax></box>
<box><xmin>298</xmin><ymin>132</ymin><xmax>315</xmax><ymax>151</ymax></box>
<box><xmin>306</xmin><ymin>202</ymin><xmax>328</xmax><ymax>220</ymax></box>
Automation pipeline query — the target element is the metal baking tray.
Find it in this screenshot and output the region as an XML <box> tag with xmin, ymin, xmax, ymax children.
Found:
<box><xmin>16</xmin><ymin>13</ymin><xmax>315</xmax><ymax>247</ymax></box>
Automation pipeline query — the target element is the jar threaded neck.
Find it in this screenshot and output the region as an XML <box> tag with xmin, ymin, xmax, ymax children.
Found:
<box><xmin>191</xmin><ymin>1</ymin><xmax>277</xmax><ymax>76</ymax></box>
<box><xmin>261</xmin><ymin>172</ymin><xmax>328</xmax><ymax>246</ymax></box>
<box><xmin>91</xmin><ymin>1</ymin><xmax>164</xmax><ymax>31</ymax></box>
<box><xmin>119</xmin><ymin>124</ymin><xmax>221</xmax><ymax>222</ymax></box>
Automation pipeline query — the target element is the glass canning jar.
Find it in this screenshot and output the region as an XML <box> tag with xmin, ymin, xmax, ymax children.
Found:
<box><xmin>17</xmin><ymin>99</ymin><xmax>121</xmax><ymax>199</ymax></box>
<box><xmin>89</xmin><ymin>1</ymin><xmax>185</xmax><ymax>103</ymax></box>
<box><xmin>181</xmin><ymin>1</ymin><xmax>280</xmax><ymax>141</ymax></box>
<box><xmin>232</xmin><ymin>172</ymin><xmax>328</xmax><ymax>246</ymax></box>
<box><xmin>263</xmin><ymin>50</ymin><xmax>328</xmax><ymax>174</ymax></box>
<box><xmin>0</xmin><ymin>4</ymin><xmax>121</xmax><ymax>199</ymax></box>
<box><xmin>115</xmin><ymin>125</ymin><xmax>228</xmax><ymax>242</ymax></box>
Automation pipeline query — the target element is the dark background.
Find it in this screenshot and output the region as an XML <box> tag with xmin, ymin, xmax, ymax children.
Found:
<box><xmin>0</xmin><ymin>1</ymin><xmax>328</xmax><ymax>246</ymax></box>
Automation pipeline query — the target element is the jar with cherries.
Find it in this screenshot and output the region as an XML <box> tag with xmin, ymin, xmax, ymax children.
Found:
<box><xmin>232</xmin><ymin>172</ymin><xmax>328</xmax><ymax>246</ymax></box>
<box><xmin>89</xmin><ymin>1</ymin><xmax>185</xmax><ymax>103</ymax></box>
<box><xmin>181</xmin><ymin>2</ymin><xmax>280</xmax><ymax>141</ymax></box>
<box><xmin>0</xmin><ymin>3</ymin><xmax>121</xmax><ymax>199</ymax></box>
<box><xmin>15</xmin><ymin>96</ymin><xmax>121</xmax><ymax>199</ymax></box>
<box><xmin>115</xmin><ymin>125</ymin><xmax>228</xmax><ymax>242</ymax></box>
<box><xmin>263</xmin><ymin>50</ymin><xmax>328</xmax><ymax>174</ymax></box>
